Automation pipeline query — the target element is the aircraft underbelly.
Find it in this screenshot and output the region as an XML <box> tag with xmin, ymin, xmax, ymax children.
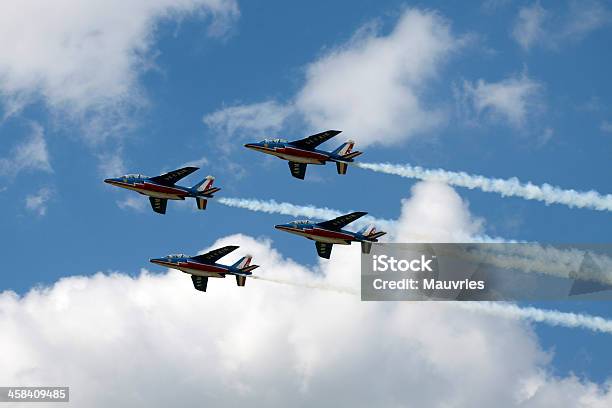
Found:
<box><xmin>115</xmin><ymin>184</ymin><xmax>144</xmax><ymax>193</ymax></box>
<box><xmin>142</xmin><ymin>191</ymin><xmax>184</xmax><ymax>199</ymax></box>
<box><xmin>179</xmin><ymin>268</ymin><xmax>225</xmax><ymax>278</ymax></box>
<box><xmin>297</xmin><ymin>230</ymin><xmax>353</xmax><ymax>244</ymax></box>
<box><xmin>312</xmin><ymin>236</ymin><xmax>351</xmax><ymax>244</ymax></box>
<box><xmin>275</xmin><ymin>152</ymin><xmax>325</xmax><ymax>164</ymax></box>
<box><xmin>129</xmin><ymin>183</ymin><xmax>189</xmax><ymax>199</ymax></box>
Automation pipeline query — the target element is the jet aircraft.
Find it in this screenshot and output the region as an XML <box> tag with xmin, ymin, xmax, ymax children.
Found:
<box><xmin>150</xmin><ymin>245</ymin><xmax>259</xmax><ymax>292</ymax></box>
<box><xmin>244</xmin><ymin>130</ymin><xmax>362</xmax><ymax>179</ymax></box>
<box><xmin>275</xmin><ymin>212</ymin><xmax>386</xmax><ymax>259</ymax></box>
<box><xmin>104</xmin><ymin>166</ymin><xmax>220</xmax><ymax>214</ymax></box>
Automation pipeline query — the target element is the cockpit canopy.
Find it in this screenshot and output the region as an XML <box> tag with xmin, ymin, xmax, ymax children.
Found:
<box><xmin>121</xmin><ymin>173</ymin><xmax>147</xmax><ymax>181</ymax></box>
<box><xmin>261</xmin><ymin>138</ymin><xmax>288</xmax><ymax>144</ymax></box>
<box><xmin>289</xmin><ymin>220</ymin><xmax>313</xmax><ymax>225</ymax></box>
<box><xmin>166</xmin><ymin>253</ymin><xmax>189</xmax><ymax>259</ymax></box>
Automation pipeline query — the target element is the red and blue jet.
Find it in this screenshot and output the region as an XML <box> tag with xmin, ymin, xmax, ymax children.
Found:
<box><xmin>275</xmin><ymin>211</ymin><xmax>386</xmax><ymax>259</ymax></box>
<box><xmin>104</xmin><ymin>166</ymin><xmax>220</xmax><ymax>214</ymax></box>
<box><xmin>150</xmin><ymin>245</ymin><xmax>259</xmax><ymax>292</ymax></box>
<box><xmin>244</xmin><ymin>130</ymin><xmax>362</xmax><ymax>179</ymax></box>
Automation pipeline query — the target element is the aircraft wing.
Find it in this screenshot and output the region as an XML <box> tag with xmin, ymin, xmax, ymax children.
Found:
<box><xmin>149</xmin><ymin>197</ymin><xmax>168</xmax><ymax>214</ymax></box>
<box><xmin>191</xmin><ymin>275</ymin><xmax>208</xmax><ymax>292</ymax></box>
<box><xmin>290</xmin><ymin>130</ymin><xmax>342</xmax><ymax>150</ymax></box>
<box><xmin>191</xmin><ymin>245</ymin><xmax>239</xmax><ymax>264</ymax></box>
<box><xmin>149</xmin><ymin>166</ymin><xmax>198</xmax><ymax>186</ymax></box>
<box><xmin>288</xmin><ymin>162</ymin><xmax>307</xmax><ymax>179</ymax></box>
<box><xmin>317</xmin><ymin>211</ymin><xmax>367</xmax><ymax>230</ymax></box>
<box><xmin>315</xmin><ymin>242</ymin><xmax>333</xmax><ymax>259</ymax></box>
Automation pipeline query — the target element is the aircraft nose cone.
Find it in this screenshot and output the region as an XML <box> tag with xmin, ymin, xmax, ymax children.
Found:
<box><xmin>150</xmin><ymin>258</ymin><xmax>164</xmax><ymax>265</ymax></box>
<box><xmin>104</xmin><ymin>178</ymin><xmax>112</xmax><ymax>184</ymax></box>
<box><xmin>274</xmin><ymin>224</ymin><xmax>288</xmax><ymax>231</ymax></box>
<box><xmin>244</xmin><ymin>143</ymin><xmax>256</xmax><ymax>149</ymax></box>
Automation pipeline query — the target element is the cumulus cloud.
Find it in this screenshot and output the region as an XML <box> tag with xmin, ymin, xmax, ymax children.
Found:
<box><xmin>204</xmin><ymin>8</ymin><xmax>462</xmax><ymax>148</ymax></box>
<box><xmin>394</xmin><ymin>181</ymin><xmax>484</xmax><ymax>242</ymax></box>
<box><xmin>0</xmin><ymin>123</ymin><xmax>52</xmax><ymax>177</ymax></box>
<box><xmin>512</xmin><ymin>1</ymin><xmax>611</xmax><ymax>51</ymax></box>
<box><xmin>2</xmin><ymin>232</ymin><xmax>612</xmax><ymax>406</ymax></box>
<box><xmin>0</xmin><ymin>0</ymin><xmax>239</xmax><ymax>139</ymax></box>
<box><xmin>25</xmin><ymin>187</ymin><xmax>53</xmax><ymax>216</ymax></box>
<box><xmin>459</xmin><ymin>72</ymin><xmax>544</xmax><ymax>127</ymax></box>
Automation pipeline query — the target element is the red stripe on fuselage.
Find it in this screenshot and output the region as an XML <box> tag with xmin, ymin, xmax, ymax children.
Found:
<box><xmin>277</xmin><ymin>225</ymin><xmax>356</xmax><ymax>241</ymax></box>
<box><xmin>181</xmin><ymin>262</ymin><xmax>229</xmax><ymax>273</ymax></box>
<box><xmin>278</xmin><ymin>147</ymin><xmax>329</xmax><ymax>160</ymax></box>
<box><xmin>308</xmin><ymin>227</ymin><xmax>356</xmax><ymax>240</ymax></box>
<box><xmin>139</xmin><ymin>182</ymin><xmax>188</xmax><ymax>196</ymax></box>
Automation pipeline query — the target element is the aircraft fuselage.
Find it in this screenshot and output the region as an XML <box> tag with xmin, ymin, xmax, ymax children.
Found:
<box><xmin>274</xmin><ymin>224</ymin><xmax>358</xmax><ymax>244</ymax></box>
<box><xmin>150</xmin><ymin>258</ymin><xmax>231</xmax><ymax>278</ymax></box>
<box><xmin>245</xmin><ymin>144</ymin><xmax>333</xmax><ymax>165</ymax></box>
<box><xmin>105</xmin><ymin>179</ymin><xmax>194</xmax><ymax>200</ymax></box>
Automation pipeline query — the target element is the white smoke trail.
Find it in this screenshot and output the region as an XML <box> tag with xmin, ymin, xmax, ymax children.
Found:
<box><xmin>218</xmin><ymin>197</ymin><xmax>342</xmax><ymax>219</ymax></box>
<box><xmin>251</xmin><ymin>275</ymin><xmax>358</xmax><ymax>295</ymax></box>
<box><xmin>218</xmin><ymin>197</ymin><xmax>396</xmax><ymax>231</ymax></box>
<box><xmin>435</xmin><ymin>244</ymin><xmax>612</xmax><ymax>285</ymax></box>
<box><xmin>355</xmin><ymin>162</ymin><xmax>612</xmax><ymax>212</ymax></box>
<box><xmin>456</xmin><ymin>302</ymin><xmax>612</xmax><ymax>334</ymax></box>
<box><xmin>252</xmin><ymin>274</ymin><xmax>612</xmax><ymax>334</ymax></box>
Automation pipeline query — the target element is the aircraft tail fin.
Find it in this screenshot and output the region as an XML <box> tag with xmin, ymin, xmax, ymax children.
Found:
<box><xmin>359</xmin><ymin>225</ymin><xmax>387</xmax><ymax>241</ymax></box>
<box><xmin>332</xmin><ymin>140</ymin><xmax>362</xmax><ymax>162</ymax></box>
<box><xmin>192</xmin><ymin>175</ymin><xmax>220</xmax><ymax>195</ymax></box>
<box><xmin>232</xmin><ymin>255</ymin><xmax>259</xmax><ymax>274</ymax></box>
<box><xmin>332</xmin><ymin>140</ymin><xmax>355</xmax><ymax>156</ymax></box>
<box><xmin>232</xmin><ymin>255</ymin><xmax>258</xmax><ymax>287</ymax></box>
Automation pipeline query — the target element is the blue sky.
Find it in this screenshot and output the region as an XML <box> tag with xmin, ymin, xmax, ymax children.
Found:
<box><xmin>1</xmin><ymin>0</ymin><xmax>612</xmax><ymax>405</ymax></box>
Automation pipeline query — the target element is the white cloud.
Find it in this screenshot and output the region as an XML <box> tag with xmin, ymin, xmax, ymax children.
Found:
<box><xmin>204</xmin><ymin>101</ymin><xmax>294</xmax><ymax>144</ymax></box>
<box><xmin>117</xmin><ymin>195</ymin><xmax>148</xmax><ymax>212</ymax></box>
<box><xmin>512</xmin><ymin>2</ymin><xmax>548</xmax><ymax>50</ymax></box>
<box><xmin>3</xmin><ymin>182</ymin><xmax>612</xmax><ymax>406</ymax></box>
<box><xmin>25</xmin><ymin>187</ymin><xmax>53</xmax><ymax>216</ymax></box>
<box><xmin>204</xmin><ymin>9</ymin><xmax>462</xmax><ymax>148</ymax></box>
<box><xmin>394</xmin><ymin>181</ymin><xmax>484</xmax><ymax>242</ymax></box>
<box><xmin>460</xmin><ymin>73</ymin><xmax>544</xmax><ymax>127</ymax></box>
<box><xmin>98</xmin><ymin>151</ymin><xmax>127</xmax><ymax>177</ymax></box>
<box><xmin>512</xmin><ymin>1</ymin><xmax>611</xmax><ymax>51</ymax></box>
<box><xmin>537</xmin><ymin>126</ymin><xmax>555</xmax><ymax>146</ymax></box>
<box><xmin>561</xmin><ymin>0</ymin><xmax>611</xmax><ymax>41</ymax></box>
<box><xmin>0</xmin><ymin>123</ymin><xmax>52</xmax><ymax>177</ymax></box>
<box><xmin>601</xmin><ymin>121</ymin><xmax>612</xmax><ymax>134</ymax></box>
<box><xmin>181</xmin><ymin>155</ymin><xmax>210</xmax><ymax>168</ymax></box>
<box><xmin>0</xmin><ymin>0</ymin><xmax>239</xmax><ymax>137</ymax></box>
